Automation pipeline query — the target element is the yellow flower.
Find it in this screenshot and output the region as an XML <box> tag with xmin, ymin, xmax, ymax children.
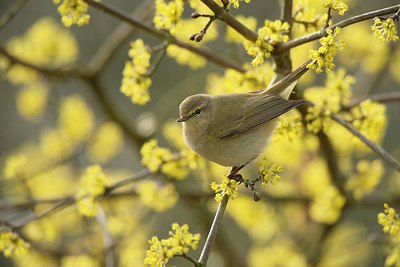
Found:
<box><xmin>345</xmin><ymin>160</ymin><xmax>384</xmax><ymax>200</ymax></box>
<box><xmin>6</xmin><ymin>17</ymin><xmax>78</xmax><ymax>69</ymax></box>
<box><xmin>121</xmin><ymin>39</ymin><xmax>152</xmax><ymax>105</ymax></box>
<box><xmin>307</xmin><ymin>27</ymin><xmax>345</xmax><ymax>73</ymax></box>
<box><xmin>81</xmin><ymin>165</ymin><xmax>109</xmax><ymax>197</ymax></box>
<box><xmin>243</xmin><ymin>19</ymin><xmax>289</xmax><ymax>66</ymax></box>
<box><xmin>17</xmin><ymin>84</ymin><xmax>48</xmax><ymax>122</ymax></box>
<box><xmin>88</xmin><ymin>121</ymin><xmax>124</xmax><ymax>163</ymax></box>
<box><xmin>378</xmin><ymin>203</ymin><xmax>400</xmax><ymax>237</ymax></box>
<box><xmin>310</xmin><ymin>185</ymin><xmax>346</xmax><ymax>224</ymax></box>
<box><xmin>0</xmin><ymin>231</ymin><xmax>30</xmax><ymax>257</ymax></box>
<box><xmin>76</xmin><ymin>165</ymin><xmax>108</xmax><ymax>217</ymax></box>
<box><xmin>61</xmin><ymin>254</ymin><xmax>99</xmax><ymax>267</ymax></box>
<box><xmin>59</xmin><ymin>94</ymin><xmax>94</xmax><ymax>143</ymax></box>
<box><xmin>144</xmin><ymin>223</ymin><xmax>200</xmax><ymax>266</ymax></box>
<box><xmin>154</xmin><ymin>0</ymin><xmax>184</xmax><ymax>34</ymax></box>
<box><xmin>272</xmin><ymin>113</ymin><xmax>303</xmax><ymax>143</ymax></box>
<box><xmin>3</xmin><ymin>154</ymin><xmax>28</xmax><ymax>180</ymax></box>
<box><xmin>53</xmin><ymin>0</ymin><xmax>90</xmax><ymax>27</ymax></box>
<box><xmin>211</xmin><ymin>175</ymin><xmax>238</xmax><ymax>202</ymax></box>
<box><xmin>230</xmin><ymin>0</ymin><xmax>251</xmax><ymax>9</ymax></box>
<box><xmin>137</xmin><ymin>181</ymin><xmax>178</xmax><ymax>212</ymax></box>
<box><xmin>321</xmin><ymin>0</ymin><xmax>348</xmax><ymax>15</ymax></box>
<box><xmin>372</xmin><ymin>18</ymin><xmax>399</xmax><ymax>43</ymax></box>
<box><xmin>259</xmin><ymin>158</ymin><xmax>283</xmax><ymax>186</ymax></box>
<box><xmin>140</xmin><ymin>139</ymin><xmax>174</xmax><ymax>172</ymax></box>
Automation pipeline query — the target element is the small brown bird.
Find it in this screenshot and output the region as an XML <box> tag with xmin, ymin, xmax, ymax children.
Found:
<box><xmin>177</xmin><ymin>80</ymin><xmax>306</xmax><ymax>174</ymax></box>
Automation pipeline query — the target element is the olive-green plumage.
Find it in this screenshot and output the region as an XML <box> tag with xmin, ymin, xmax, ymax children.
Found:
<box><xmin>177</xmin><ymin>82</ymin><xmax>305</xmax><ymax>167</ymax></box>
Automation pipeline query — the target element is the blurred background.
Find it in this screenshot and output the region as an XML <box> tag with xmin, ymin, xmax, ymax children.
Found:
<box><xmin>0</xmin><ymin>0</ymin><xmax>400</xmax><ymax>266</ymax></box>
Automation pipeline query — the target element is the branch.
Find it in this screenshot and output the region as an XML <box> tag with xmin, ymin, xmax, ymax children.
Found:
<box><xmin>199</xmin><ymin>0</ymin><xmax>258</xmax><ymax>42</ymax></box>
<box><xmin>96</xmin><ymin>207</ymin><xmax>115</xmax><ymax>267</ymax></box>
<box><xmin>198</xmin><ymin>194</ymin><xmax>229</xmax><ymax>266</ymax></box>
<box><xmin>0</xmin><ymin>0</ymin><xmax>29</xmax><ymax>29</ymax></box>
<box><xmin>88</xmin><ymin>0</ymin><xmax>155</xmax><ymax>74</ymax></box>
<box><xmin>277</xmin><ymin>4</ymin><xmax>400</xmax><ymax>53</ymax></box>
<box><xmin>348</xmin><ymin>91</ymin><xmax>400</xmax><ymax>108</ymax></box>
<box><xmin>0</xmin><ymin>45</ymin><xmax>90</xmax><ymax>78</ymax></box>
<box><xmin>331</xmin><ymin>113</ymin><xmax>400</xmax><ymax>172</ymax></box>
<box><xmin>84</xmin><ymin>0</ymin><xmax>244</xmax><ymax>72</ymax></box>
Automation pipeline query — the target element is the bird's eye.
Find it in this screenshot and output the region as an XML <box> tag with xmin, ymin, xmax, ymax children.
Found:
<box><xmin>195</xmin><ymin>108</ymin><xmax>201</xmax><ymax>114</ymax></box>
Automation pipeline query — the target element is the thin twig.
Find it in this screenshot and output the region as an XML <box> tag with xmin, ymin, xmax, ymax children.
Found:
<box><xmin>84</xmin><ymin>0</ymin><xmax>244</xmax><ymax>72</ymax></box>
<box><xmin>347</xmin><ymin>91</ymin><xmax>400</xmax><ymax>108</ymax></box>
<box><xmin>198</xmin><ymin>194</ymin><xmax>229</xmax><ymax>266</ymax></box>
<box><xmin>277</xmin><ymin>4</ymin><xmax>400</xmax><ymax>53</ymax></box>
<box><xmin>0</xmin><ymin>0</ymin><xmax>29</xmax><ymax>30</ymax></box>
<box><xmin>96</xmin><ymin>207</ymin><xmax>115</xmax><ymax>267</ymax></box>
<box><xmin>331</xmin><ymin>113</ymin><xmax>400</xmax><ymax>172</ymax></box>
<box><xmin>174</xmin><ymin>254</ymin><xmax>200</xmax><ymax>266</ymax></box>
<box><xmin>200</xmin><ymin>0</ymin><xmax>258</xmax><ymax>42</ymax></box>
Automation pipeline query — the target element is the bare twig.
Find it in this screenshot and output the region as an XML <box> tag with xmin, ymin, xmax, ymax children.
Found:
<box><xmin>0</xmin><ymin>0</ymin><xmax>29</xmax><ymax>30</ymax></box>
<box><xmin>277</xmin><ymin>4</ymin><xmax>400</xmax><ymax>53</ymax></box>
<box><xmin>348</xmin><ymin>91</ymin><xmax>400</xmax><ymax>108</ymax></box>
<box><xmin>331</xmin><ymin>113</ymin><xmax>400</xmax><ymax>172</ymax></box>
<box><xmin>198</xmin><ymin>194</ymin><xmax>229</xmax><ymax>266</ymax></box>
<box><xmin>96</xmin><ymin>207</ymin><xmax>115</xmax><ymax>267</ymax></box>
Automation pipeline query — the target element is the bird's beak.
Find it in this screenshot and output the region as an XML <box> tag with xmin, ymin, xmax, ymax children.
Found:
<box><xmin>176</xmin><ymin>115</ymin><xmax>189</xmax><ymax>122</ymax></box>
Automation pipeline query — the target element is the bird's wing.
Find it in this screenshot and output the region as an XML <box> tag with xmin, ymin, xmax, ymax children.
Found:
<box><xmin>218</xmin><ymin>95</ymin><xmax>306</xmax><ymax>139</ymax></box>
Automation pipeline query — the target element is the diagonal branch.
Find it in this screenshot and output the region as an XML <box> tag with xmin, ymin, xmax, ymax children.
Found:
<box><xmin>83</xmin><ymin>0</ymin><xmax>244</xmax><ymax>72</ymax></box>
<box><xmin>331</xmin><ymin>113</ymin><xmax>400</xmax><ymax>172</ymax></box>
<box><xmin>277</xmin><ymin>4</ymin><xmax>400</xmax><ymax>53</ymax></box>
<box><xmin>198</xmin><ymin>194</ymin><xmax>229</xmax><ymax>266</ymax></box>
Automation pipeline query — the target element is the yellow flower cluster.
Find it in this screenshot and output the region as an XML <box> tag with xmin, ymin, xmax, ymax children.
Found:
<box><xmin>372</xmin><ymin>18</ymin><xmax>399</xmax><ymax>43</ymax></box>
<box><xmin>305</xmin><ymin>69</ymin><xmax>354</xmax><ymax>133</ymax></box>
<box><xmin>59</xmin><ymin>94</ymin><xmax>94</xmax><ymax>143</ymax></box>
<box><xmin>137</xmin><ymin>181</ymin><xmax>178</xmax><ymax>212</ymax></box>
<box><xmin>339</xmin><ymin>23</ymin><xmax>389</xmax><ymax>74</ymax></box>
<box><xmin>310</xmin><ymin>185</ymin><xmax>346</xmax><ymax>224</ymax></box>
<box><xmin>140</xmin><ymin>139</ymin><xmax>174</xmax><ymax>172</ymax></box>
<box><xmin>76</xmin><ymin>165</ymin><xmax>109</xmax><ymax>217</ymax></box>
<box><xmin>259</xmin><ymin>158</ymin><xmax>283</xmax><ymax>186</ymax></box>
<box><xmin>321</xmin><ymin>0</ymin><xmax>348</xmax><ymax>15</ymax></box>
<box><xmin>345</xmin><ymin>160</ymin><xmax>384</xmax><ymax>200</ymax></box>
<box><xmin>206</xmin><ymin>63</ymin><xmax>274</xmax><ymax>95</ymax></box>
<box><xmin>154</xmin><ymin>0</ymin><xmax>183</xmax><ymax>34</ymax></box>
<box><xmin>244</xmin><ymin>20</ymin><xmax>290</xmax><ymax>66</ymax></box>
<box><xmin>350</xmin><ymin>99</ymin><xmax>387</xmax><ymax>145</ymax></box>
<box><xmin>226</xmin><ymin>15</ymin><xmax>257</xmax><ymax>43</ymax></box>
<box><xmin>53</xmin><ymin>0</ymin><xmax>90</xmax><ymax>27</ymax></box>
<box><xmin>293</xmin><ymin>0</ymin><xmax>328</xmax><ymax>35</ymax></box>
<box><xmin>272</xmin><ymin>113</ymin><xmax>303</xmax><ymax>143</ymax></box>
<box><xmin>6</xmin><ymin>18</ymin><xmax>78</xmax><ymax>121</ymax></box>
<box><xmin>3</xmin><ymin>154</ymin><xmax>28</xmax><ymax>180</ymax></box>
<box><xmin>249</xmin><ymin>240</ymin><xmax>309</xmax><ymax>267</ymax></box>
<box><xmin>307</xmin><ymin>27</ymin><xmax>345</xmax><ymax>73</ymax></box>
<box><xmin>121</xmin><ymin>39</ymin><xmax>152</xmax><ymax>105</ymax></box>
<box><xmin>229</xmin><ymin>0</ymin><xmax>251</xmax><ymax>9</ymax></box>
<box><xmin>378</xmin><ymin>204</ymin><xmax>400</xmax><ymax>237</ymax></box>
<box><xmin>61</xmin><ymin>254</ymin><xmax>99</xmax><ymax>267</ymax></box>
<box><xmin>228</xmin><ymin>198</ymin><xmax>279</xmax><ymax>241</ymax></box>
<box><xmin>88</xmin><ymin>121</ymin><xmax>124</xmax><ymax>163</ymax></box>
<box><xmin>211</xmin><ymin>175</ymin><xmax>238</xmax><ymax>202</ymax></box>
<box><xmin>301</xmin><ymin>158</ymin><xmax>346</xmax><ymax>224</ymax></box>
<box><xmin>141</xmin><ymin>139</ymin><xmax>198</xmax><ymax>180</ymax></box>
<box><xmin>0</xmin><ymin>231</ymin><xmax>30</xmax><ymax>257</ymax></box>
<box><xmin>144</xmin><ymin>223</ymin><xmax>200</xmax><ymax>266</ymax></box>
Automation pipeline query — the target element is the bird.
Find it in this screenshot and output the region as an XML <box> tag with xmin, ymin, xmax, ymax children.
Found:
<box><xmin>177</xmin><ymin>78</ymin><xmax>306</xmax><ymax>177</ymax></box>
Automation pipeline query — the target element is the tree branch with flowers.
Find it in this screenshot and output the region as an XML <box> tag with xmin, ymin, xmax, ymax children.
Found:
<box><xmin>1</xmin><ymin>0</ymin><xmax>400</xmax><ymax>267</ymax></box>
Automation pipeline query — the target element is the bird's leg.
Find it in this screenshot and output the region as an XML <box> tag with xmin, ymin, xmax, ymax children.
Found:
<box><xmin>227</xmin><ymin>164</ymin><xmax>248</xmax><ymax>183</ymax></box>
